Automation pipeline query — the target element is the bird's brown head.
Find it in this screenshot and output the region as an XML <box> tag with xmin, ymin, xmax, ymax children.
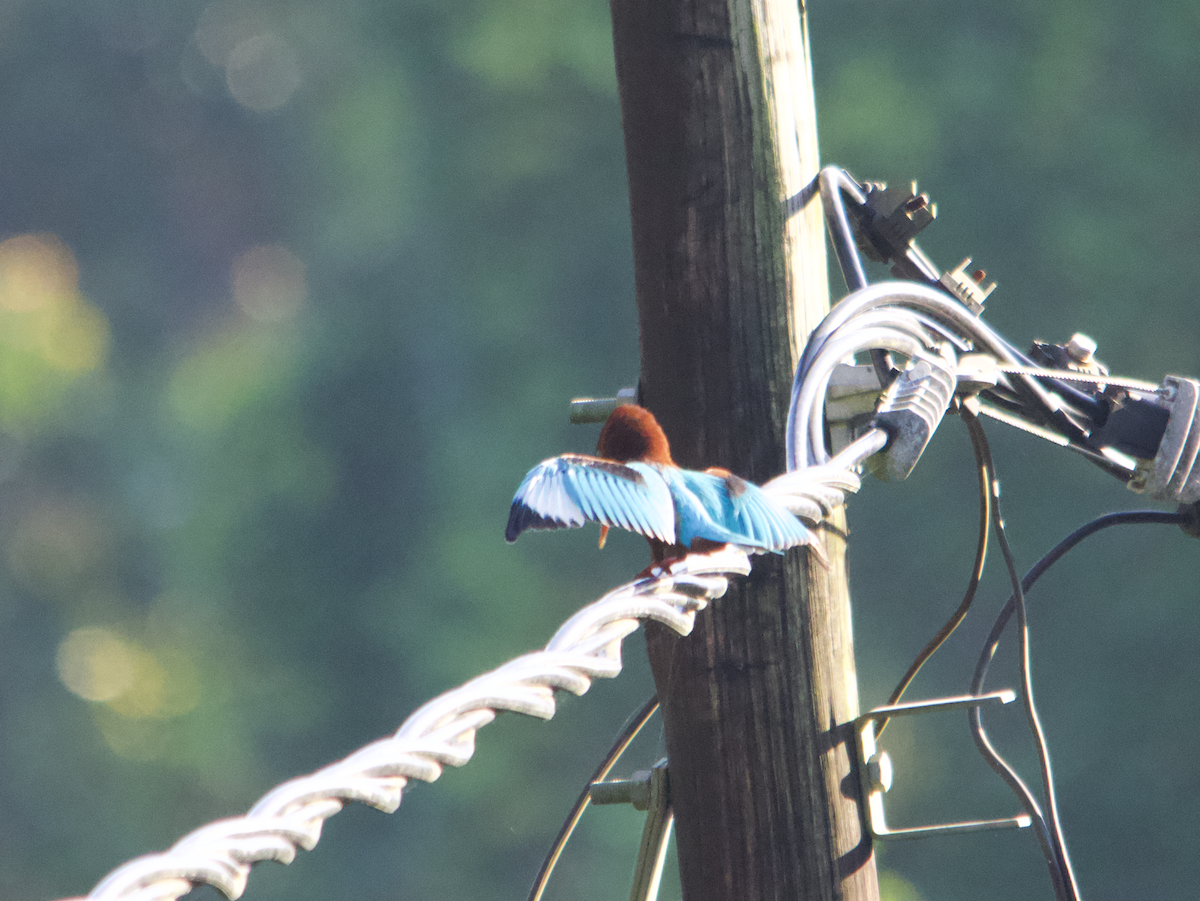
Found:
<box><xmin>596</xmin><ymin>404</ymin><xmax>674</xmax><ymax>465</ymax></box>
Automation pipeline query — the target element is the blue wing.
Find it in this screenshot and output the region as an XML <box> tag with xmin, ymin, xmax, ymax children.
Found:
<box><xmin>505</xmin><ymin>454</ymin><xmax>676</xmax><ymax>544</ymax></box>
<box><xmin>664</xmin><ymin>468</ymin><xmax>812</xmax><ymax>553</ymax></box>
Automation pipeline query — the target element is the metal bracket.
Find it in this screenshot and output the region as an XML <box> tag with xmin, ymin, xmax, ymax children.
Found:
<box><xmin>825</xmin><ymin>363</ymin><xmax>884</xmax><ymax>455</ymax></box>
<box><xmin>855</xmin><ymin>181</ymin><xmax>937</xmax><ymax>264</ymax></box>
<box><xmin>940</xmin><ymin>258</ymin><xmax>996</xmax><ymax>314</ymax></box>
<box><xmin>570</xmin><ymin>387</ymin><xmax>638</xmax><ymax>423</ymax></box>
<box><xmin>589</xmin><ymin>758</ymin><xmax>674</xmax><ymax>901</ymax></box>
<box><xmin>854</xmin><ymin>691</ymin><xmax>1033</xmax><ymax>840</ymax></box>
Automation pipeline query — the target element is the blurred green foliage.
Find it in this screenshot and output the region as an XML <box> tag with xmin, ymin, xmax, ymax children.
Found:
<box><xmin>0</xmin><ymin>1</ymin><xmax>1197</xmax><ymax>900</ymax></box>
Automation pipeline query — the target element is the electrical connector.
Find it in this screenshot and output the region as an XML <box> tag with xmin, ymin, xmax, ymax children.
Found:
<box><xmin>854</xmin><ymin>181</ymin><xmax>937</xmax><ymax>264</ymax></box>
<box><xmin>1129</xmin><ymin>376</ymin><xmax>1200</xmax><ymax>504</ymax></box>
<box><xmin>940</xmin><ymin>258</ymin><xmax>996</xmax><ymax>315</ymax></box>
<box><xmin>870</xmin><ymin>350</ymin><xmax>958</xmax><ymax>482</ymax></box>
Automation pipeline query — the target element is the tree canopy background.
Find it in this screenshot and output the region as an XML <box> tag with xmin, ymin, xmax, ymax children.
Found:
<box><xmin>1</xmin><ymin>2</ymin><xmax>1198</xmax><ymax>900</ymax></box>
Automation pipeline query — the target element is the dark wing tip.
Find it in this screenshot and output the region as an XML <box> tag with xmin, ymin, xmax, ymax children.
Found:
<box><xmin>505</xmin><ymin>500</ymin><xmax>573</xmax><ymax>542</ymax></box>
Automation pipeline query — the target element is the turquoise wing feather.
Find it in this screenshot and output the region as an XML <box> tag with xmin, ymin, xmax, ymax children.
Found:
<box><xmin>505</xmin><ymin>454</ymin><xmax>676</xmax><ymax>544</ymax></box>
<box><xmin>663</xmin><ymin>468</ymin><xmax>812</xmax><ymax>552</ymax></box>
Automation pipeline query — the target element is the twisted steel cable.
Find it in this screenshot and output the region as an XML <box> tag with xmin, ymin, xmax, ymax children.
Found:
<box><xmin>62</xmin><ymin>548</ymin><xmax>756</xmax><ymax>901</ymax></box>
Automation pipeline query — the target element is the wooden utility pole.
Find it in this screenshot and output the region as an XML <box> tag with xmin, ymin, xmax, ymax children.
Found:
<box><xmin>609</xmin><ymin>0</ymin><xmax>881</xmax><ymax>899</ymax></box>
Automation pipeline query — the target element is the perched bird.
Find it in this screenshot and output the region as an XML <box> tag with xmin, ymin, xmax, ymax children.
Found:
<box><xmin>505</xmin><ymin>404</ymin><xmax>820</xmax><ymax>568</ymax></box>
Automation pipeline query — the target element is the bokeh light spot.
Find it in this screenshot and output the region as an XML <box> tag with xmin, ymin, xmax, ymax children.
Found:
<box><xmin>0</xmin><ymin>231</ymin><xmax>110</xmax><ymax>424</ymax></box>
<box><xmin>878</xmin><ymin>870</ymin><xmax>925</xmax><ymax>901</ymax></box>
<box><xmin>194</xmin><ymin>0</ymin><xmax>260</xmax><ymax>67</ymax></box>
<box><xmin>232</xmin><ymin>244</ymin><xmax>306</xmax><ymax>321</ymax></box>
<box><xmin>57</xmin><ymin>627</ymin><xmax>136</xmax><ymax>703</ymax></box>
<box><xmin>38</xmin><ymin>294</ymin><xmax>110</xmax><ymax>372</ymax></box>
<box><xmin>103</xmin><ymin>643</ymin><xmax>168</xmax><ymax>719</ymax></box>
<box><xmin>226</xmin><ymin>33</ymin><xmax>301</xmax><ymax>112</ymax></box>
<box><xmin>57</xmin><ymin>626</ymin><xmax>202</xmax><ymax>722</ymax></box>
<box><xmin>7</xmin><ymin>500</ymin><xmax>108</xmax><ymax>600</ymax></box>
<box><xmin>95</xmin><ymin>713</ymin><xmax>171</xmax><ymax>761</ymax></box>
<box><xmin>0</xmin><ymin>233</ymin><xmax>78</xmax><ymax>312</ymax></box>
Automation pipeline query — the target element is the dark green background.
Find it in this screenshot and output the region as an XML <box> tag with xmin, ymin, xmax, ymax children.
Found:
<box><xmin>1</xmin><ymin>2</ymin><xmax>1197</xmax><ymax>900</ymax></box>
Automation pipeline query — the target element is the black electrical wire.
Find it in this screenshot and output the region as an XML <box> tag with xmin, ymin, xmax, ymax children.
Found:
<box><xmin>971</xmin><ymin>508</ymin><xmax>1188</xmax><ymax>674</ymax></box>
<box><xmin>958</xmin><ymin>407</ymin><xmax>1079</xmax><ymax>901</ymax></box>
<box><xmin>876</xmin><ymin>404</ymin><xmax>991</xmax><ymax>736</ymax></box>
<box><xmin>966</xmin><ymin>502</ymin><xmax>1191</xmax><ymax>901</ymax></box>
<box><xmin>959</xmin><ymin>418</ymin><xmax>1190</xmax><ymax>901</ymax></box>
<box><xmin>527</xmin><ymin>694</ymin><xmax>660</xmax><ymax>901</ymax></box>
<box><xmin>981</xmin><ymin>420</ymin><xmax>1077</xmax><ymax>898</ymax></box>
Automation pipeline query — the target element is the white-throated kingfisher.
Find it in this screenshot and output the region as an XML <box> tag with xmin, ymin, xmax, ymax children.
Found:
<box><xmin>505</xmin><ymin>404</ymin><xmax>819</xmax><ymax>568</ymax></box>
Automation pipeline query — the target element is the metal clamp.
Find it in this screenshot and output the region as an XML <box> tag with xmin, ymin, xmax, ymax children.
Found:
<box><xmin>854</xmin><ymin>691</ymin><xmax>1032</xmax><ymax>840</ymax></box>
<box><xmin>1131</xmin><ymin>376</ymin><xmax>1200</xmax><ymax>504</ymax></box>
<box><xmin>590</xmin><ymin>758</ymin><xmax>674</xmax><ymax>901</ymax></box>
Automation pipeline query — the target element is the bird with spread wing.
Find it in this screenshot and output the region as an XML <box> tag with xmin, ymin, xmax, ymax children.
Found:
<box><xmin>505</xmin><ymin>404</ymin><xmax>823</xmax><ymax>570</ymax></box>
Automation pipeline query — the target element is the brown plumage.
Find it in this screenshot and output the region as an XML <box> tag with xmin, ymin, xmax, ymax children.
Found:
<box><xmin>595</xmin><ymin>403</ymin><xmax>674</xmax><ymax>465</ymax></box>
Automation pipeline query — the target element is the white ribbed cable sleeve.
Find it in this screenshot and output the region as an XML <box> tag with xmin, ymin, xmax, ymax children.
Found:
<box><xmin>63</xmin><ymin>548</ymin><xmax>752</xmax><ymax>901</ymax></box>
<box><xmin>762</xmin><ymin>427</ymin><xmax>886</xmax><ymax>523</ymax></box>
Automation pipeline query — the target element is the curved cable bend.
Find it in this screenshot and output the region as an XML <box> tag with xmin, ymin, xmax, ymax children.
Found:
<box><xmin>790</xmin><ymin>324</ymin><xmax>933</xmax><ymax>469</ymax></box>
<box><xmin>788</xmin><ymin>282</ymin><xmax>978</xmax><ymax>472</ymax></box>
<box><xmin>795</xmin><ymin>283</ymin><xmax>952</xmax><ymax>377</ymax></box>
<box><xmin>787</xmin><ymin>277</ymin><xmax>1098</xmax><ymax>473</ymax></box>
<box><xmin>65</xmin><ymin>549</ymin><xmax>753</xmax><ymax>901</ymax></box>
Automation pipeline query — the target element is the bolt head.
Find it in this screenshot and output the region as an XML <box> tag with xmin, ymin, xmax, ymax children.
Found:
<box><xmin>866</xmin><ymin>752</ymin><xmax>893</xmax><ymax>793</ymax></box>
<box><xmin>1066</xmin><ymin>333</ymin><xmax>1097</xmax><ymax>364</ymax></box>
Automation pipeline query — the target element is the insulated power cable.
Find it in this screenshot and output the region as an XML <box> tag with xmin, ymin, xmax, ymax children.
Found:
<box><xmin>65</xmin><ymin>550</ymin><xmax>751</xmax><ymax>901</ymax></box>
<box><xmin>875</xmin><ymin>405</ymin><xmax>991</xmax><ymax>736</ymax></box>
<box><xmin>788</xmin><ymin>317</ymin><xmax>936</xmax><ymax>470</ymax></box>
<box><xmin>959</xmin><ymin>407</ymin><xmax>1079</xmax><ymax>901</ymax></box>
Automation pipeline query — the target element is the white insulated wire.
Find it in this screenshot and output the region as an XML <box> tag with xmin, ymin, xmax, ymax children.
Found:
<box><xmin>62</xmin><ymin>549</ymin><xmax>754</xmax><ymax>901</ymax></box>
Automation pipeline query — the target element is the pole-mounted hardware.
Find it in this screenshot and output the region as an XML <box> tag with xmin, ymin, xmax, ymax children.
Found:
<box><xmin>800</xmin><ymin>166</ymin><xmax>1200</xmax><ymax>521</ymax></box>
<box><xmin>570</xmin><ymin>387</ymin><xmax>639</xmax><ymax>424</ymax></box>
<box><xmin>590</xmin><ymin>759</ymin><xmax>674</xmax><ymax>901</ymax></box>
<box><xmin>847</xmin><ymin>177</ymin><xmax>996</xmax><ymax>313</ymax></box>
<box><xmin>853</xmin><ymin>691</ymin><xmax>1033</xmax><ymax>840</ymax></box>
<box><xmin>870</xmin><ymin>347</ymin><xmax>958</xmax><ymax>482</ymax></box>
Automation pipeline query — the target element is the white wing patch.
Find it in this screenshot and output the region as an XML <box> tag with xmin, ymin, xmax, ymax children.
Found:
<box><xmin>506</xmin><ymin>455</ymin><xmax>676</xmax><ymax>545</ymax></box>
